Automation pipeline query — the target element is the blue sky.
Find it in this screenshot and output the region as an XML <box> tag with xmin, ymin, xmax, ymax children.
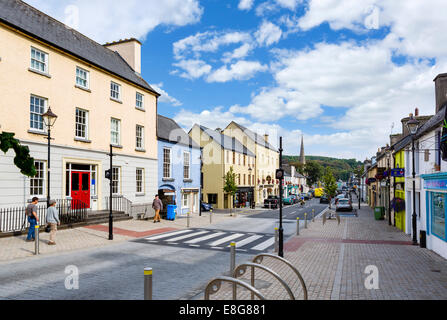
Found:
<box><xmin>26</xmin><ymin>0</ymin><xmax>447</xmax><ymax>161</ymax></box>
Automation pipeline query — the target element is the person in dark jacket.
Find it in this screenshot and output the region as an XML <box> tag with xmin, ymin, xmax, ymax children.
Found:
<box><xmin>152</xmin><ymin>195</ymin><xmax>163</xmax><ymax>223</ymax></box>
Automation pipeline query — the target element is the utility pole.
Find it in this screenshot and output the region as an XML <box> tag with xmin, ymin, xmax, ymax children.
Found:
<box><xmin>277</xmin><ymin>137</ymin><xmax>284</xmax><ymax>258</ymax></box>
<box><xmin>388</xmin><ymin>155</ymin><xmax>392</xmax><ymax>226</ymax></box>
<box><xmin>106</xmin><ymin>144</ymin><xmax>115</xmax><ymax>241</ymax></box>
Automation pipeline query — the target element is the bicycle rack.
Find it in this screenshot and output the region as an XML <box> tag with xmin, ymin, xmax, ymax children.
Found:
<box><xmin>204</xmin><ymin>276</ymin><xmax>266</xmax><ymax>300</ymax></box>
<box><xmin>233</xmin><ymin>263</ymin><xmax>296</xmax><ymax>300</ymax></box>
<box><xmin>252</xmin><ymin>253</ymin><xmax>308</xmax><ymax>300</ymax></box>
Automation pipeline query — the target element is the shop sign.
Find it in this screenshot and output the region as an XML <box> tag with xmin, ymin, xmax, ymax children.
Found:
<box><xmin>424</xmin><ymin>179</ymin><xmax>447</xmax><ymax>190</ymax></box>
<box><xmin>391</xmin><ymin>168</ymin><xmax>405</xmax><ymax>177</ymax></box>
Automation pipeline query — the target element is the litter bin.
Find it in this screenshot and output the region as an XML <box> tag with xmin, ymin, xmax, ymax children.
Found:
<box><xmin>420</xmin><ymin>231</ymin><xmax>427</xmax><ymax>248</ymax></box>
<box><xmin>374</xmin><ymin>207</ymin><xmax>385</xmax><ymax>220</ymax></box>
<box><xmin>167</xmin><ymin>205</ymin><xmax>177</xmax><ymax>221</ymax></box>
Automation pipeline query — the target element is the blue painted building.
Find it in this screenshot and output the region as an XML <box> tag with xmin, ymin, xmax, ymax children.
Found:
<box><xmin>157</xmin><ymin>115</ymin><xmax>201</xmax><ymax>217</ymax></box>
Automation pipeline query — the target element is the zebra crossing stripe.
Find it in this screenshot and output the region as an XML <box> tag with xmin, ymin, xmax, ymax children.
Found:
<box><xmin>207</xmin><ymin>233</ymin><xmax>245</xmax><ymax>247</ymax></box>
<box><xmin>251</xmin><ymin>237</ymin><xmax>275</xmax><ymax>251</ymax></box>
<box><xmin>166</xmin><ymin>231</ymin><xmax>209</xmax><ymax>242</ymax></box>
<box><xmin>229</xmin><ymin>235</ymin><xmax>263</xmax><ymax>248</ymax></box>
<box><xmin>145</xmin><ymin>229</ymin><xmax>193</xmax><ymax>240</ymax></box>
<box><xmin>185</xmin><ymin>232</ymin><xmax>225</xmax><ymax>244</ymax></box>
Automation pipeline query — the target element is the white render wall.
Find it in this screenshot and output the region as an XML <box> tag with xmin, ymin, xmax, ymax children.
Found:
<box><xmin>0</xmin><ymin>140</ymin><xmax>157</xmax><ymax>209</ymax></box>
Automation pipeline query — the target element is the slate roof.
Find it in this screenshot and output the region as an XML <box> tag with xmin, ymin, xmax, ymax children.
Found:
<box><xmin>157</xmin><ymin>115</ymin><xmax>200</xmax><ymax>149</ymax></box>
<box><xmin>0</xmin><ymin>0</ymin><xmax>158</xmax><ymax>96</ymax></box>
<box><xmin>196</xmin><ymin>125</ymin><xmax>256</xmax><ymax>157</ymax></box>
<box><xmin>229</xmin><ymin>122</ymin><xmax>278</xmax><ymax>152</ymax></box>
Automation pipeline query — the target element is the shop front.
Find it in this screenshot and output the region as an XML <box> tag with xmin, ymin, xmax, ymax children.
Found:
<box><xmin>234</xmin><ymin>187</ymin><xmax>254</xmax><ymax>208</ymax></box>
<box><xmin>421</xmin><ymin>173</ymin><xmax>447</xmax><ymax>259</ymax></box>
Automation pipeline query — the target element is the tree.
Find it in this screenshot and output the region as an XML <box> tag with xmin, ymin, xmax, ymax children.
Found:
<box><xmin>0</xmin><ymin>132</ymin><xmax>36</xmax><ymax>177</ymax></box>
<box><xmin>322</xmin><ymin>167</ymin><xmax>338</xmax><ymax>209</ymax></box>
<box><xmin>304</xmin><ymin>161</ymin><xmax>323</xmax><ymax>187</ymax></box>
<box><xmin>223</xmin><ymin>166</ymin><xmax>238</xmax><ymax>215</ymax></box>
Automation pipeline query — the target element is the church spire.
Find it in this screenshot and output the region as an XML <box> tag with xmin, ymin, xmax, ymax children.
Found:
<box><xmin>299</xmin><ymin>135</ymin><xmax>306</xmax><ymax>166</ymax></box>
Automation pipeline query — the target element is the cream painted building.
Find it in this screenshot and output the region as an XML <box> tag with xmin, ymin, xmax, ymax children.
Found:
<box><xmin>0</xmin><ymin>1</ymin><xmax>159</xmax><ymax>215</ymax></box>
<box><xmin>189</xmin><ymin>125</ymin><xmax>256</xmax><ymax>209</ymax></box>
<box><xmin>223</xmin><ymin>122</ymin><xmax>279</xmax><ymax>205</ymax></box>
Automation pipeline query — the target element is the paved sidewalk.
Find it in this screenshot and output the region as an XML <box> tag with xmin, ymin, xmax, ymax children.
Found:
<box><xmin>200</xmin><ymin>203</ymin><xmax>447</xmax><ymax>300</ymax></box>
<box><xmin>0</xmin><ymin>211</ymin><xmax>233</xmax><ymax>263</ymax></box>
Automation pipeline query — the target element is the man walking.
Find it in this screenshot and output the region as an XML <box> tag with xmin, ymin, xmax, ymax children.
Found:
<box><xmin>46</xmin><ymin>200</ymin><xmax>60</xmax><ymax>245</ymax></box>
<box><xmin>26</xmin><ymin>197</ymin><xmax>39</xmax><ymax>242</ymax></box>
<box><xmin>152</xmin><ymin>195</ymin><xmax>163</xmax><ymax>223</ymax></box>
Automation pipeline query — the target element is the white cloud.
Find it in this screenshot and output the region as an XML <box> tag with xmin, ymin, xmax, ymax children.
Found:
<box><xmin>150</xmin><ymin>83</ymin><xmax>182</xmax><ymax>107</ymax></box>
<box><xmin>173</xmin><ymin>59</ymin><xmax>212</xmax><ymax>79</ymax></box>
<box><xmin>255</xmin><ymin>21</ymin><xmax>283</xmax><ymax>46</ymax></box>
<box><xmin>25</xmin><ymin>0</ymin><xmax>203</xmax><ymax>43</ymax></box>
<box><xmin>207</xmin><ymin>60</ymin><xmax>268</xmax><ymax>82</ymax></box>
<box><xmin>238</xmin><ymin>0</ymin><xmax>255</xmax><ymax>10</ymax></box>
<box><xmin>222</xmin><ymin>43</ymin><xmax>254</xmax><ymax>63</ymax></box>
<box><xmin>256</xmin><ymin>0</ymin><xmax>302</xmax><ymax>16</ymax></box>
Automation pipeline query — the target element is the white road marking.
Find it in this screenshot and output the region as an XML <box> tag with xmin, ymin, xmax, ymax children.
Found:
<box><xmin>251</xmin><ymin>237</ymin><xmax>275</xmax><ymax>251</ymax></box>
<box><xmin>229</xmin><ymin>235</ymin><xmax>263</xmax><ymax>248</ymax></box>
<box><xmin>166</xmin><ymin>231</ymin><xmax>209</xmax><ymax>242</ymax></box>
<box><xmin>208</xmin><ymin>233</ymin><xmax>245</xmax><ymax>246</ymax></box>
<box><xmin>185</xmin><ymin>232</ymin><xmax>225</xmax><ymax>244</ymax></box>
<box><xmin>145</xmin><ymin>229</ymin><xmax>193</xmax><ymax>240</ymax></box>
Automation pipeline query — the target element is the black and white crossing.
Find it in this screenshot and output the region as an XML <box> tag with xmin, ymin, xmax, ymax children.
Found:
<box><xmin>133</xmin><ymin>228</ymin><xmax>277</xmax><ymax>253</ymax></box>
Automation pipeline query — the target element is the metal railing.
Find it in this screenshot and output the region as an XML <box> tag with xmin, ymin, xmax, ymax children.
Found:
<box><xmin>105</xmin><ymin>195</ymin><xmax>132</xmax><ymax>215</ymax></box>
<box><xmin>253</xmin><ymin>253</ymin><xmax>308</xmax><ymax>300</ymax></box>
<box><xmin>0</xmin><ymin>199</ymin><xmax>88</xmax><ymax>233</ymax></box>
<box><xmin>205</xmin><ymin>277</ymin><xmax>266</xmax><ymax>300</ymax></box>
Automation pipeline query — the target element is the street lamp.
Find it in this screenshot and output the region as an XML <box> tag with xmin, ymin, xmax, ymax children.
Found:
<box><xmin>406</xmin><ymin>115</ymin><xmax>420</xmax><ymax>245</ymax></box>
<box><xmin>42</xmin><ymin>107</ymin><xmax>57</xmax><ymax>208</ymax></box>
<box><xmin>248</xmin><ymin>166</ymin><xmax>253</xmax><ymax>209</ymax></box>
<box><xmin>276</xmin><ymin>137</ymin><xmax>285</xmax><ymax>258</ymax></box>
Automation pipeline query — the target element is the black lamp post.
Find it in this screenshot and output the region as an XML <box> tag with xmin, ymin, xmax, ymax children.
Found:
<box><xmin>42</xmin><ymin>107</ymin><xmax>58</xmax><ymax>208</ymax></box>
<box><xmin>248</xmin><ymin>166</ymin><xmax>253</xmax><ymax>208</ymax></box>
<box><xmin>406</xmin><ymin>115</ymin><xmax>420</xmax><ymax>245</ymax></box>
<box><xmin>276</xmin><ymin>137</ymin><xmax>285</xmax><ymax>258</ymax></box>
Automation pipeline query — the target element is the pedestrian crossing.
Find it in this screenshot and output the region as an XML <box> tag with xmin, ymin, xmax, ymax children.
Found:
<box><xmin>134</xmin><ymin>228</ymin><xmax>276</xmax><ymax>253</ymax></box>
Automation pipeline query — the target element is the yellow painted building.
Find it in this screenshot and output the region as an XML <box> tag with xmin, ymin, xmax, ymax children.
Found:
<box><xmin>189</xmin><ymin>125</ymin><xmax>256</xmax><ymax>209</ymax></box>
<box><xmin>223</xmin><ymin>122</ymin><xmax>279</xmax><ymax>205</ymax></box>
<box><xmin>0</xmin><ymin>1</ymin><xmax>159</xmax><ymax>213</ymax></box>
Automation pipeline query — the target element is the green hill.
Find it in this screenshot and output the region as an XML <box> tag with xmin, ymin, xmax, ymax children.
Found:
<box><xmin>284</xmin><ymin>155</ymin><xmax>362</xmax><ymax>182</ymax></box>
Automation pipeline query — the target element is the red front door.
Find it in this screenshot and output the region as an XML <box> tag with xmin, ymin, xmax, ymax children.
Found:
<box><xmin>71</xmin><ymin>171</ymin><xmax>90</xmax><ymax>208</ymax></box>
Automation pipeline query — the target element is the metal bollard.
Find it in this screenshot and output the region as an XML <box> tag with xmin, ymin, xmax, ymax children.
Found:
<box><xmin>187</xmin><ymin>211</ymin><xmax>190</xmax><ymax>228</ymax></box>
<box><xmin>35</xmin><ymin>225</ymin><xmax>39</xmax><ymax>255</ymax></box>
<box><xmin>230</xmin><ymin>242</ymin><xmax>236</xmax><ymax>275</ymax></box>
<box><xmin>304</xmin><ymin>213</ymin><xmax>308</xmax><ymax>229</ymax></box>
<box><xmin>144</xmin><ymin>268</ymin><xmax>153</xmax><ymax>300</ymax></box>
<box><xmin>312</xmin><ymin>209</ymin><xmax>315</xmax><ymax>222</ymax></box>
<box><xmin>274</xmin><ymin>228</ymin><xmax>279</xmax><ymax>252</ymax></box>
<box><xmin>296</xmin><ymin>218</ymin><xmax>300</xmax><ymax>236</ymax></box>
<box><xmin>210</xmin><ymin>209</ymin><xmax>213</xmax><ymax>224</ymax></box>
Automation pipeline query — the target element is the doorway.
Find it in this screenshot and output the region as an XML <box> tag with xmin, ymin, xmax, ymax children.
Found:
<box><xmin>71</xmin><ymin>171</ymin><xmax>90</xmax><ymax>208</ymax></box>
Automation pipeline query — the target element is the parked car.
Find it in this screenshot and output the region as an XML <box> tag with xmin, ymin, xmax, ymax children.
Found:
<box><xmin>289</xmin><ymin>194</ymin><xmax>299</xmax><ymax>204</ymax></box>
<box><xmin>264</xmin><ymin>195</ymin><xmax>280</xmax><ymax>209</ymax></box>
<box><xmin>336</xmin><ymin>198</ymin><xmax>353</xmax><ymax>212</ymax></box>
<box><xmin>335</xmin><ymin>194</ymin><xmax>346</xmax><ymax>204</ymax></box>
<box><xmin>283</xmin><ymin>197</ymin><xmax>294</xmax><ymax>205</ymax></box>
<box><xmin>300</xmin><ymin>193</ymin><xmax>310</xmax><ymax>200</ymax></box>
<box><xmin>320</xmin><ymin>195</ymin><xmax>330</xmax><ymax>204</ymax></box>
<box><xmin>307</xmin><ymin>192</ymin><xmax>313</xmax><ymax>199</ymax></box>
<box><xmin>201</xmin><ymin>202</ymin><xmax>213</xmax><ymax>212</ymax></box>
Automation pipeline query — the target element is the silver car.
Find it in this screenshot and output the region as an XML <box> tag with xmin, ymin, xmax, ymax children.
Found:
<box><xmin>336</xmin><ymin>198</ymin><xmax>353</xmax><ymax>212</ymax></box>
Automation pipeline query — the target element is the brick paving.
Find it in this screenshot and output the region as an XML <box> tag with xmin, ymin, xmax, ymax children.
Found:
<box><xmin>0</xmin><ymin>211</ymin><xmax>233</xmax><ymax>263</ymax></box>
<box><xmin>201</xmin><ymin>203</ymin><xmax>447</xmax><ymax>300</ymax></box>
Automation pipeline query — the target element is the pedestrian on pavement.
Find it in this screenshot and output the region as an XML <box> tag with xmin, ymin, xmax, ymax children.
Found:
<box><xmin>25</xmin><ymin>197</ymin><xmax>39</xmax><ymax>242</ymax></box>
<box><xmin>152</xmin><ymin>195</ymin><xmax>163</xmax><ymax>223</ymax></box>
<box><xmin>46</xmin><ymin>200</ymin><xmax>60</xmax><ymax>245</ymax></box>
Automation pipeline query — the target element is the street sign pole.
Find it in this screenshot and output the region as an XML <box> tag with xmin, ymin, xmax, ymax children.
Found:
<box><xmin>109</xmin><ymin>144</ymin><xmax>114</xmax><ymax>241</ymax></box>
<box><xmin>278</xmin><ymin>137</ymin><xmax>284</xmax><ymax>258</ymax></box>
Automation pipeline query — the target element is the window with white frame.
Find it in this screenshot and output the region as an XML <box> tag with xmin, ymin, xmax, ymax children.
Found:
<box><xmin>75</xmin><ymin>108</ymin><xmax>88</xmax><ymax>139</ymax></box>
<box><xmin>136</xmin><ymin>92</ymin><xmax>144</xmax><ymax>109</ymax></box>
<box><xmin>76</xmin><ymin>67</ymin><xmax>89</xmax><ymax>89</ymax></box>
<box><xmin>183</xmin><ymin>152</ymin><xmax>190</xmax><ymax>179</ymax></box>
<box><xmin>136</xmin><ymin>125</ymin><xmax>144</xmax><ymax>150</ymax></box>
<box><xmin>182</xmin><ymin>193</ymin><xmax>189</xmax><ymax>208</ymax></box>
<box><xmin>111</xmin><ymin>118</ymin><xmax>120</xmax><ymax>145</ymax></box>
<box><xmin>136</xmin><ymin>168</ymin><xmax>144</xmax><ymax>193</ymax></box>
<box><xmin>30</xmin><ymin>161</ymin><xmax>45</xmax><ymax>196</ymax></box>
<box><xmin>112</xmin><ymin>167</ymin><xmax>120</xmax><ymax>194</ymax></box>
<box><xmin>110</xmin><ymin>82</ymin><xmax>121</xmax><ymax>100</ymax></box>
<box><xmin>163</xmin><ymin>148</ymin><xmax>171</xmax><ymax>179</ymax></box>
<box><xmin>30</xmin><ymin>47</ymin><xmax>48</xmax><ymax>73</ymax></box>
<box><xmin>30</xmin><ymin>95</ymin><xmax>46</xmax><ymax>131</ymax></box>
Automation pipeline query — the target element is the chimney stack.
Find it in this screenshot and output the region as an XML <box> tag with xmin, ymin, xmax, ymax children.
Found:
<box><xmin>434</xmin><ymin>73</ymin><xmax>447</xmax><ymax>113</ymax></box>
<box><xmin>415</xmin><ymin>108</ymin><xmax>419</xmax><ymax>117</ymax></box>
<box><xmin>264</xmin><ymin>134</ymin><xmax>269</xmax><ymax>143</ymax></box>
<box><xmin>104</xmin><ymin>38</ymin><xmax>142</xmax><ymax>75</ymax></box>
